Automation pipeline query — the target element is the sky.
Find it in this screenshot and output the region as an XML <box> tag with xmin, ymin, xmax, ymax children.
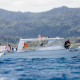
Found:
<box><xmin>0</xmin><ymin>0</ymin><xmax>80</xmax><ymax>12</ymax></box>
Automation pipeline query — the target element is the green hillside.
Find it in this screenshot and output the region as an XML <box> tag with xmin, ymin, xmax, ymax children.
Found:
<box><xmin>0</xmin><ymin>6</ymin><xmax>80</xmax><ymax>44</ymax></box>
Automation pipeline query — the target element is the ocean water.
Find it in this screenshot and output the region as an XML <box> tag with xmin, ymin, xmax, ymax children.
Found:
<box><xmin>0</xmin><ymin>53</ymin><xmax>80</xmax><ymax>80</ymax></box>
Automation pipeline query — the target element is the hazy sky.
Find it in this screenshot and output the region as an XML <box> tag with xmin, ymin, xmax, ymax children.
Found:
<box><xmin>0</xmin><ymin>0</ymin><xmax>80</xmax><ymax>12</ymax></box>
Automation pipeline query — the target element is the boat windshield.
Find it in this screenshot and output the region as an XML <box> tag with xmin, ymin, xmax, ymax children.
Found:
<box><xmin>17</xmin><ymin>38</ymin><xmax>64</xmax><ymax>52</ymax></box>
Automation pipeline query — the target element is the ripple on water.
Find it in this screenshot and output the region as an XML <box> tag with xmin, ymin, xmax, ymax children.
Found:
<box><xmin>0</xmin><ymin>57</ymin><xmax>80</xmax><ymax>80</ymax></box>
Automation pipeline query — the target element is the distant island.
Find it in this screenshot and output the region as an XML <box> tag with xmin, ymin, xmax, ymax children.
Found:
<box><xmin>0</xmin><ymin>6</ymin><xmax>80</xmax><ymax>45</ymax></box>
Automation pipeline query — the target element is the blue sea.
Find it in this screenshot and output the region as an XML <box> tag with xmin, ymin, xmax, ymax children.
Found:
<box><xmin>0</xmin><ymin>53</ymin><xmax>80</xmax><ymax>80</ymax></box>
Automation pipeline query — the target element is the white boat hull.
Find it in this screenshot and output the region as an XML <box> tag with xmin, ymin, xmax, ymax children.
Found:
<box><xmin>0</xmin><ymin>48</ymin><xmax>80</xmax><ymax>58</ymax></box>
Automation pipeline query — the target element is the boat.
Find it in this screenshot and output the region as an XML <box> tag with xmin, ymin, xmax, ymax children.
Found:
<box><xmin>0</xmin><ymin>46</ymin><xmax>6</xmax><ymax>52</ymax></box>
<box><xmin>0</xmin><ymin>46</ymin><xmax>6</xmax><ymax>57</ymax></box>
<box><xmin>0</xmin><ymin>37</ymin><xmax>80</xmax><ymax>58</ymax></box>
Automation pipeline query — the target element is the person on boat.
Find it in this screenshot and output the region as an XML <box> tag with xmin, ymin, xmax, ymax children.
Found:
<box><xmin>38</xmin><ymin>34</ymin><xmax>42</xmax><ymax>39</ymax></box>
<box><xmin>22</xmin><ymin>42</ymin><xmax>27</xmax><ymax>50</ymax></box>
<box><xmin>5</xmin><ymin>42</ymin><xmax>11</xmax><ymax>53</ymax></box>
<box><xmin>38</xmin><ymin>34</ymin><xmax>49</xmax><ymax>39</ymax></box>
<box><xmin>16</xmin><ymin>47</ymin><xmax>18</xmax><ymax>51</ymax></box>
<box><xmin>40</xmin><ymin>43</ymin><xmax>44</xmax><ymax>47</ymax></box>
<box><xmin>64</xmin><ymin>39</ymin><xmax>71</xmax><ymax>49</ymax></box>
